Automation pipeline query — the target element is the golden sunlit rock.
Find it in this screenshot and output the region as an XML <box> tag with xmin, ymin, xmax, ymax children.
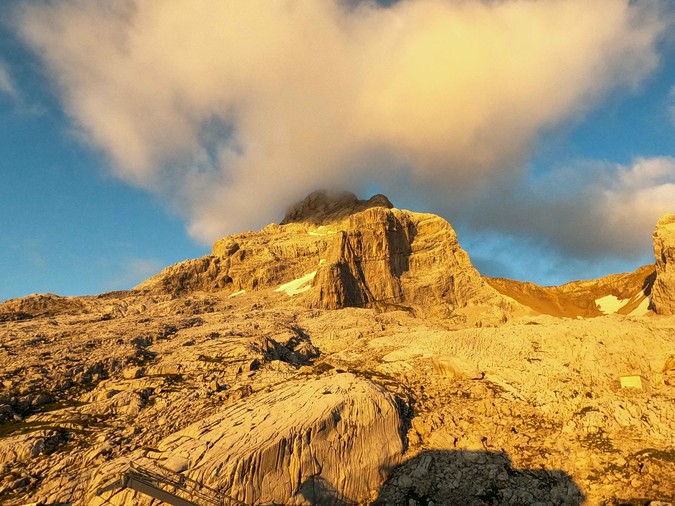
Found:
<box><xmin>0</xmin><ymin>193</ymin><xmax>674</xmax><ymax>505</ymax></box>
<box><xmin>651</xmin><ymin>214</ymin><xmax>675</xmax><ymax>315</ymax></box>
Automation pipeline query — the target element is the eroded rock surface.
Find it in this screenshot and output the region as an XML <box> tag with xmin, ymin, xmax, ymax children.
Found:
<box><xmin>89</xmin><ymin>374</ymin><xmax>405</xmax><ymax>506</ymax></box>
<box><xmin>652</xmin><ymin>214</ymin><xmax>675</xmax><ymax>315</ymax></box>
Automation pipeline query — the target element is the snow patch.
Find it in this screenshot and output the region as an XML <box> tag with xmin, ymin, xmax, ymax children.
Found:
<box><xmin>628</xmin><ymin>296</ymin><xmax>650</xmax><ymax>316</ymax></box>
<box><xmin>229</xmin><ymin>289</ymin><xmax>246</xmax><ymax>298</ymax></box>
<box><xmin>596</xmin><ymin>291</ymin><xmax>650</xmax><ymax>316</ymax></box>
<box><xmin>595</xmin><ymin>295</ymin><xmax>628</xmax><ymax>315</ymax></box>
<box><xmin>275</xmin><ymin>271</ymin><xmax>317</xmax><ymax>296</ymax></box>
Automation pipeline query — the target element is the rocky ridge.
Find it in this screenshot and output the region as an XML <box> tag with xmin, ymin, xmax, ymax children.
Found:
<box><xmin>487</xmin><ymin>264</ymin><xmax>656</xmax><ymax>319</ymax></box>
<box><xmin>139</xmin><ymin>191</ymin><xmax>511</xmax><ymax>325</ymax></box>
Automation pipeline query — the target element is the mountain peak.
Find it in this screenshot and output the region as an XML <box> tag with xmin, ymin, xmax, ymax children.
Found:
<box><xmin>280</xmin><ymin>190</ymin><xmax>393</xmax><ymax>225</ymax></box>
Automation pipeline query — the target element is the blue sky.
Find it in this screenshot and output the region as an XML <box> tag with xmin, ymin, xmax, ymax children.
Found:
<box><xmin>0</xmin><ymin>99</ymin><xmax>206</xmax><ymax>299</ymax></box>
<box><xmin>0</xmin><ymin>20</ymin><xmax>205</xmax><ymax>300</ymax></box>
<box><xmin>1</xmin><ymin>0</ymin><xmax>674</xmax><ymax>302</ymax></box>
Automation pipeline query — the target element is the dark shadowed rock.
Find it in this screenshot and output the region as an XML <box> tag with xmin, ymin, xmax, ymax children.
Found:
<box><xmin>281</xmin><ymin>190</ymin><xmax>393</xmax><ymax>225</ymax></box>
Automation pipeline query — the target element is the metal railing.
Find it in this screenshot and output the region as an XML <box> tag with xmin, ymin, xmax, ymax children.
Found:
<box><xmin>96</xmin><ymin>462</ymin><xmax>247</xmax><ymax>506</ymax></box>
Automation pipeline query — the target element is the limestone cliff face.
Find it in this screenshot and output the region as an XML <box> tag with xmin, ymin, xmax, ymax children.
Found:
<box><xmin>307</xmin><ymin>207</ymin><xmax>498</xmax><ymax>318</ymax></box>
<box><xmin>308</xmin><ymin>208</ymin><xmax>414</xmax><ymax>309</ymax></box>
<box><xmin>89</xmin><ymin>374</ymin><xmax>405</xmax><ymax>506</ymax></box>
<box><xmin>651</xmin><ymin>214</ymin><xmax>675</xmax><ymax>315</ymax></box>
<box><xmin>136</xmin><ymin>192</ymin><xmax>381</xmax><ymax>295</ymax></box>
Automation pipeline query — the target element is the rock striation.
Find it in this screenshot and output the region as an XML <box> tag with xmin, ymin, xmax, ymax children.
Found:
<box><xmin>651</xmin><ymin>214</ymin><xmax>675</xmax><ymax>315</ymax></box>
<box><xmin>90</xmin><ymin>373</ymin><xmax>405</xmax><ymax>506</ymax></box>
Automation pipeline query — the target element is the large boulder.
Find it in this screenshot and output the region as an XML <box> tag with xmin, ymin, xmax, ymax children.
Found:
<box><xmin>651</xmin><ymin>214</ymin><xmax>675</xmax><ymax>315</ymax></box>
<box><xmin>89</xmin><ymin>374</ymin><xmax>405</xmax><ymax>505</ymax></box>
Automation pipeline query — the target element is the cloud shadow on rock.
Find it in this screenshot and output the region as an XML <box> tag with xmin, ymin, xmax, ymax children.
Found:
<box><xmin>372</xmin><ymin>449</ymin><xmax>585</xmax><ymax>506</ymax></box>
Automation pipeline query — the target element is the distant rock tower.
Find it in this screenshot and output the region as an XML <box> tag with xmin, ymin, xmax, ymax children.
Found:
<box><xmin>650</xmin><ymin>214</ymin><xmax>675</xmax><ymax>315</ymax></box>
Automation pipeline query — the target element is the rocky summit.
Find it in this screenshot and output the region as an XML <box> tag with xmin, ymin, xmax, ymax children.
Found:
<box><xmin>0</xmin><ymin>192</ymin><xmax>674</xmax><ymax>506</ymax></box>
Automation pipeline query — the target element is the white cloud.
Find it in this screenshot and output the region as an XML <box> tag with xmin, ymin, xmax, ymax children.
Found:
<box><xmin>15</xmin><ymin>0</ymin><xmax>670</xmax><ymax>247</ymax></box>
<box><xmin>104</xmin><ymin>257</ymin><xmax>165</xmax><ymax>291</ymax></box>
<box><xmin>599</xmin><ymin>157</ymin><xmax>675</xmax><ymax>253</ymax></box>
<box><xmin>0</xmin><ymin>59</ymin><xmax>17</xmax><ymax>98</ymax></box>
<box><xmin>459</xmin><ymin>156</ymin><xmax>675</xmax><ymax>262</ymax></box>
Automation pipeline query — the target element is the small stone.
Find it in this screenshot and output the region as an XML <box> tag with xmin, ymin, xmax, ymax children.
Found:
<box><xmin>32</xmin><ymin>393</ymin><xmax>52</xmax><ymax>406</ymax></box>
<box><xmin>208</xmin><ymin>380</ymin><xmax>225</xmax><ymax>392</ymax></box>
<box><xmin>122</xmin><ymin>366</ymin><xmax>145</xmax><ymax>380</ymax></box>
<box><xmin>163</xmin><ymin>456</ymin><xmax>190</xmax><ymax>473</ymax></box>
<box><xmin>398</xmin><ymin>474</ymin><xmax>413</xmax><ymax>488</ymax></box>
<box><xmin>612</xmin><ymin>457</ymin><xmax>627</xmax><ymax>467</ymax></box>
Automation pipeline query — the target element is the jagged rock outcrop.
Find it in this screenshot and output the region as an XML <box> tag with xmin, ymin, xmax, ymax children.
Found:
<box><xmin>651</xmin><ymin>214</ymin><xmax>675</xmax><ymax>315</ymax></box>
<box><xmin>89</xmin><ymin>373</ymin><xmax>405</xmax><ymax>506</ymax></box>
<box><xmin>0</xmin><ymin>293</ymin><xmax>89</xmax><ymax>321</ymax></box>
<box><xmin>281</xmin><ymin>190</ymin><xmax>393</xmax><ymax>225</ymax></box>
